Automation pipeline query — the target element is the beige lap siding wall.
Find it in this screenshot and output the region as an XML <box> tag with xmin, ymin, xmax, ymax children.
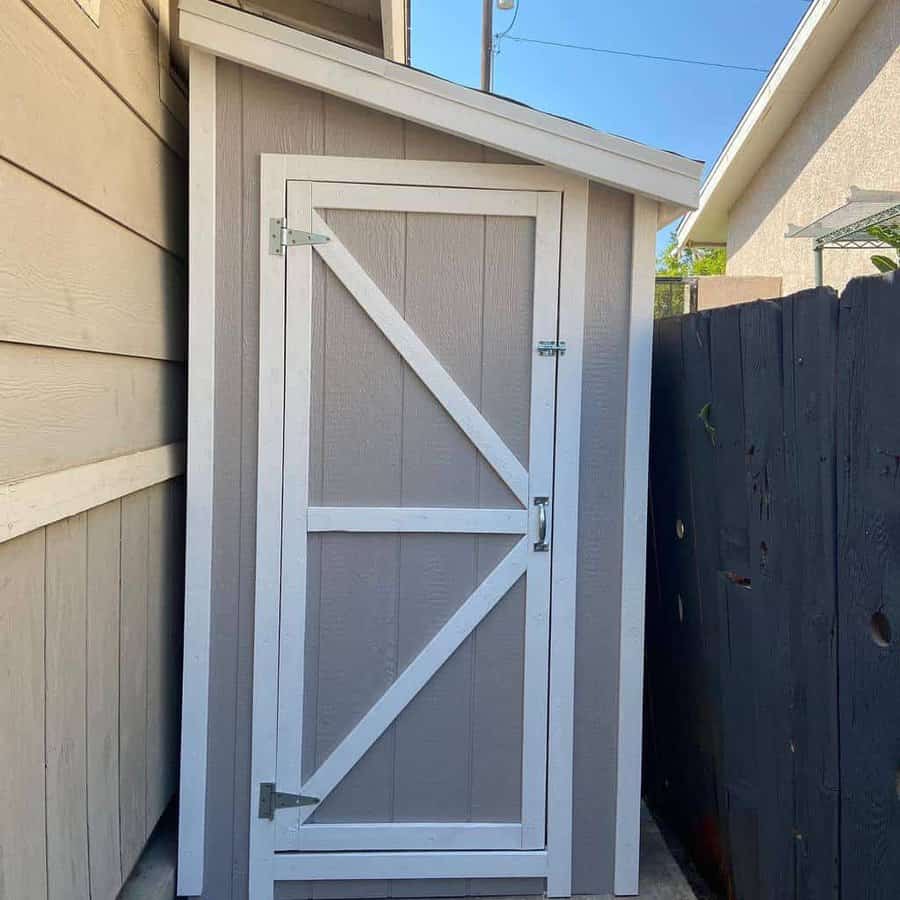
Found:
<box><xmin>726</xmin><ymin>0</ymin><xmax>900</xmax><ymax>295</ymax></box>
<box><xmin>0</xmin><ymin>2</ymin><xmax>187</xmax><ymax>898</ymax></box>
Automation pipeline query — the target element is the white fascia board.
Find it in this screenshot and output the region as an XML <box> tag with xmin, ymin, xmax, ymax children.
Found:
<box><xmin>178</xmin><ymin>0</ymin><xmax>702</xmax><ymax>208</ymax></box>
<box><xmin>677</xmin><ymin>0</ymin><xmax>877</xmax><ymax>249</ymax></box>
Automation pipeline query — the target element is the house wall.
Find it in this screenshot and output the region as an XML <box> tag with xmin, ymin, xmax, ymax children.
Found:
<box><xmin>695</xmin><ymin>276</ymin><xmax>782</xmax><ymax>310</ymax></box>
<box><xmin>202</xmin><ymin>59</ymin><xmax>634</xmax><ymax>900</ymax></box>
<box><xmin>0</xmin><ymin>1</ymin><xmax>187</xmax><ymax>897</ymax></box>
<box><xmin>726</xmin><ymin>0</ymin><xmax>900</xmax><ymax>295</ymax></box>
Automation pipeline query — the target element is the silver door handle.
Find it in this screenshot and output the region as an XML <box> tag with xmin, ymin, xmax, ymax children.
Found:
<box><xmin>534</xmin><ymin>497</ymin><xmax>550</xmax><ymax>552</ymax></box>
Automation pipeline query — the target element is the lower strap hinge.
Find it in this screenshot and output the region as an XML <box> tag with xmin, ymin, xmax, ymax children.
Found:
<box><xmin>269</xmin><ymin>217</ymin><xmax>330</xmax><ymax>256</ymax></box>
<box><xmin>258</xmin><ymin>782</ymin><xmax>320</xmax><ymax>819</ymax></box>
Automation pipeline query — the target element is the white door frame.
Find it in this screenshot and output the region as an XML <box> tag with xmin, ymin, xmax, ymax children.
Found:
<box><xmin>249</xmin><ymin>156</ymin><xmax>589</xmax><ymax>900</ymax></box>
<box><xmin>275</xmin><ymin>179</ymin><xmax>559</xmax><ymax>855</ymax></box>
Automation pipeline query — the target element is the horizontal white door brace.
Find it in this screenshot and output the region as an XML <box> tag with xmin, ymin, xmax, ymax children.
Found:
<box><xmin>307</xmin><ymin>507</ymin><xmax>527</xmax><ymax>534</ymax></box>
<box><xmin>310</xmin><ymin>211</ymin><xmax>530</xmax><ymax>505</ymax></box>
<box><xmin>272</xmin><ymin>849</ymin><xmax>550</xmax><ymax>882</ymax></box>
<box><xmin>291</xmin><ymin>822</ymin><xmax>524</xmax><ymax>851</ymax></box>
<box><xmin>296</xmin><ymin>538</ymin><xmax>529</xmax><ymax>822</ymax></box>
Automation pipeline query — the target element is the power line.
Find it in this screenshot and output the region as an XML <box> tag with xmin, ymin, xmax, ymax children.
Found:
<box><xmin>499</xmin><ymin>34</ymin><xmax>770</xmax><ymax>74</ymax></box>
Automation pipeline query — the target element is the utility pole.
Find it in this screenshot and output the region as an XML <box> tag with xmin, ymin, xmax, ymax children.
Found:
<box><xmin>480</xmin><ymin>0</ymin><xmax>493</xmax><ymax>92</ymax></box>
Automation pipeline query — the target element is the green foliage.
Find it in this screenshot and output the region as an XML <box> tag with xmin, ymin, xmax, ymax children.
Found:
<box><xmin>698</xmin><ymin>402</ymin><xmax>717</xmax><ymax>447</ymax></box>
<box><xmin>867</xmin><ymin>224</ymin><xmax>900</xmax><ymax>272</ymax></box>
<box><xmin>871</xmin><ymin>255</ymin><xmax>898</xmax><ymax>273</ymax></box>
<box><xmin>654</xmin><ymin>233</ymin><xmax>726</xmax><ymax>318</ymax></box>
<box><xmin>657</xmin><ymin>232</ymin><xmax>727</xmax><ymax>277</ymax></box>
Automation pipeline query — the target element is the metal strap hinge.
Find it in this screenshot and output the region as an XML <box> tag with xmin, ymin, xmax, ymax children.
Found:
<box><xmin>537</xmin><ymin>340</ymin><xmax>566</xmax><ymax>357</ymax></box>
<box><xmin>269</xmin><ymin>217</ymin><xmax>329</xmax><ymax>256</ymax></box>
<box><xmin>258</xmin><ymin>782</ymin><xmax>320</xmax><ymax>819</ymax></box>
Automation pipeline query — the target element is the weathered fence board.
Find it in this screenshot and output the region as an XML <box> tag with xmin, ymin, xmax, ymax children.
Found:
<box><xmin>836</xmin><ymin>276</ymin><xmax>900</xmax><ymax>900</ymax></box>
<box><xmin>645</xmin><ymin>273</ymin><xmax>899</xmax><ymax>900</ymax></box>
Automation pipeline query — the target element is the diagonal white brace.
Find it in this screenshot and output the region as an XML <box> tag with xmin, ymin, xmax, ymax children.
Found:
<box><xmin>298</xmin><ymin>537</ymin><xmax>529</xmax><ymax>820</ymax></box>
<box><xmin>310</xmin><ymin>211</ymin><xmax>529</xmax><ymax>505</ymax></box>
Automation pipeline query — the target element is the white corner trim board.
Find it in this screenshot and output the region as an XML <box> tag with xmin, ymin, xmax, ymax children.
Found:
<box><xmin>0</xmin><ymin>442</ymin><xmax>185</xmax><ymax>543</ymax></box>
<box><xmin>177</xmin><ymin>0</ymin><xmax>702</xmax><ymax>208</ymax></box>
<box><xmin>545</xmin><ymin>178</ymin><xmax>589</xmax><ymax>898</ymax></box>
<box><xmin>613</xmin><ymin>194</ymin><xmax>658</xmax><ymax>897</ymax></box>
<box><xmin>178</xmin><ymin>46</ymin><xmax>216</xmax><ymax>899</ymax></box>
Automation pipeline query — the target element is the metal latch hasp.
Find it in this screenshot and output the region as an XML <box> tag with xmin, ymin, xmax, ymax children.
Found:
<box><xmin>537</xmin><ymin>340</ymin><xmax>566</xmax><ymax>357</ymax></box>
<box><xmin>269</xmin><ymin>217</ymin><xmax>330</xmax><ymax>256</ymax></box>
<box><xmin>258</xmin><ymin>782</ymin><xmax>320</xmax><ymax>819</ymax></box>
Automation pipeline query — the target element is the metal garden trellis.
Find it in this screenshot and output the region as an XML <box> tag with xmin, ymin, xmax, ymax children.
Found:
<box><xmin>786</xmin><ymin>187</ymin><xmax>900</xmax><ymax>286</ymax></box>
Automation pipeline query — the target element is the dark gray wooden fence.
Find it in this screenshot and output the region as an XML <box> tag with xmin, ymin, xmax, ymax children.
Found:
<box><xmin>643</xmin><ymin>273</ymin><xmax>900</xmax><ymax>900</ymax></box>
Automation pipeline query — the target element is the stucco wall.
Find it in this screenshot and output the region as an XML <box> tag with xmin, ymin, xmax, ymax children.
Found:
<box><xmin>696</xmin><ymin>276</ymin><xmax>782</xmax><ymax>310</ymax></box>
<box><xmin>726</xmin><ymin>0</ymin><xmax>900</xmax><ymax>295</ymax></box>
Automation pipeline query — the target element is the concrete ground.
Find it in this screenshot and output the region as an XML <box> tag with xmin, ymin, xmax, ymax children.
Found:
<box><xmin>123</xmin><ymin>804</ymin><xmax>697</xmax><ymax>900</ymax></box>
<box><xmin>636</xmin><ymin>804</ymin><xmax>698</xmax><ymax>900</ymax></box>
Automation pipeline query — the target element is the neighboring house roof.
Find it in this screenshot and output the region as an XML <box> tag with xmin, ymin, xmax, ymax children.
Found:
<box><xmin>676</xmin><ymin>0</ymin><xmax>878</xmax><ymax>249</ymax></box>
<box><xmin>178</xmin><ymin>0</ymin><xmax>703</xmax><ymax>210</ymax></box>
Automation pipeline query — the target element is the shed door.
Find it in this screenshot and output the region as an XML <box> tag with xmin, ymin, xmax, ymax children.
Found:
<box><xmin>274</xmin><ymin>179</ymin><xmax>562</xmax><ymax>857</ymax></box>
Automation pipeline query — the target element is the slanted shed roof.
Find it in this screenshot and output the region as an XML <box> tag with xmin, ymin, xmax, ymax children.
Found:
<box><xmin>677</xmin><ymin>0</ymin><xmax>878</xmax><ymax>248</ymax></box>
<box><xmin>179</xmin><ymin>0</ymin><xmax>702</xmax><ymax>209</ymax></box>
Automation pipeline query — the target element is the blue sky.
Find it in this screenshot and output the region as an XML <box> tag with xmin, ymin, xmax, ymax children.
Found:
<box><xmin>410</xmin><ymin>0</ymin><xmax>813</xmax><ymax>254</ymax></box>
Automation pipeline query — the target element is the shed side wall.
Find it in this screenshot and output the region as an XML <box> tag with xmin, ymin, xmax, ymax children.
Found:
<box><xmin>726</xmin><ymin>0</ymin><xmax>900</xmax><ymax>294</ymax></box>
<box><xmin>0</xmin><ymin>3</ymin><xmax>187</xmax><ymax>897</ymax></box>
<box><xmin>206</xmin><ymin>60</ymin><xmax>631</xmax><ymax>900</ymax></box>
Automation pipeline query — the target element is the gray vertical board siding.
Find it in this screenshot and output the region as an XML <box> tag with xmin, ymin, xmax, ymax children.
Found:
<box><xmin>571</xmin><ymin>183</ymin><xmax>633</xmax><ymax>894</ymax></box>
<box><xmin>86</xmin><ymin>501</ymin><xmax>124</xmax><ymax>900</ymax></box>
<box><xmin>0</xmin><ymin>485</ymin><xmax>182</xmax><ymax>900</ymax></box>
<box><xmin>147</xmin><ymin>481</ymin><xmax>185</xmax><ymax>831</ymax></box>
<box><xmin>208</xmin><ymin>63</ymin><xmax>631</xmax><ymax>898</ymax></box>
<box><xmin>45</xmin><ymin>514</ymin><xmax>90</xmax><ymax>900</ymax></box>
<box><xmin>121</xmin><ymin>491</ymin><xmax>151</xmax><ymax>879</ymax></box>
<box><xmin>0</xmin><ymin>530</ymin><xmax>47</xmax><ymax>900</ymax></box>
<box><xmin>305</xmin><ymin>209</ymin><xmax>405</xmax><ymax>829</ymax></box>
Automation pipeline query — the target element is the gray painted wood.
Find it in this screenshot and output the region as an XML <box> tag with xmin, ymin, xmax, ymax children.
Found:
<box><xmin>0</xmin><ymin>530</ymin><xmax>47</xmax><ymax>900</ymax></box>
<box><xmin>121</xmin><ymin>491</ymin><xmax>151</xmax><ymax>880</ymax></box>
<box><xmin>45</xmin><ymin>514</ymin><xmax>90</xmax><ymax>900</ymax></box>
<box><xmin>147</xmin><ymin>482</ymin><xmax>183</xmax><ymax>831</ymax></box>
<box><xmin>87</xmin><ymin>500</ymin><xmax>124</xmax><ymax>900</ymax></box>
<box><xmin>207</xmin><ymin>62</ymin><xmax>633</xmax><ymax>899</ymax></box>
<box><xmin>570</xmin><ymin>183</ymin><xmax>632</xmax><ymax>894</ymax></box>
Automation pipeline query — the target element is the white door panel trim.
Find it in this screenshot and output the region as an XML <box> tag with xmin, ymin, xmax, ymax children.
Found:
<box><xmin>310</xmin><ymin>211</ymin><xmax>530</xmax><ymax>504</ymax></box>
<box><xmin>273</xmin><ymin>850</ymin><xmax>549</xmax><ymax>882</ymax></box>
<box><xmin>293</xmin><ymin>823</ymin><xmax>523</xmax><ymax>851</ymax></box>
<box><xmin>308</xmin><ymin>506</ymin><xmax>528</xmax><ymax>534</ymax></box>
<box><xmin>297</xmin><ymin>538</ymin><xmax>528</xmax><ymax>824</ymax></box>
<box><xmin>311</xmin><ymin>182</ymin><xmax>540</xmax><ymax>216</ymax></box>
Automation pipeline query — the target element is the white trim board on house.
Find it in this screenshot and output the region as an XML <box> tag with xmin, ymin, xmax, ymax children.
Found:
<box><xmin>677</xmin><ymin>0</ymin><xmax>878</xmax><ymax>248</ymax></box>
<box><xmin>177</xmin><ymin>0</ymin><xmax>702</xmax><ymax>209</ymax></box>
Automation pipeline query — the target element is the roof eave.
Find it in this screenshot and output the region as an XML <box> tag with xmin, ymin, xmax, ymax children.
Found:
<box><xmin>676</xmin><ymin>0</ymin><xmax>877</xmax><ymax>250</ymax></box>
<box><xmin>179</xmin><ymin>0</ymin><xmax>702</xmax><ymax>208</ymax></box>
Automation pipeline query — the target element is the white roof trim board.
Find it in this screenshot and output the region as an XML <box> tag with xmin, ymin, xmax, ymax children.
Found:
<box><xmin>178</xmin><ymin>0</ymin><xmax>702</xmax><ymax>208</ymax></box>
<box><xmin>677</xmin><ymin>0</ymin><xmax>878</xmax><ymax>248</ymax></box>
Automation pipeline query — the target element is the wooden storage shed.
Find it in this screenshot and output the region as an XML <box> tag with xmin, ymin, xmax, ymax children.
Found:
<box><xmin>176</xmin><ymin>3</ymin><xmax>702</xmax><ymax>898</ymax></box>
